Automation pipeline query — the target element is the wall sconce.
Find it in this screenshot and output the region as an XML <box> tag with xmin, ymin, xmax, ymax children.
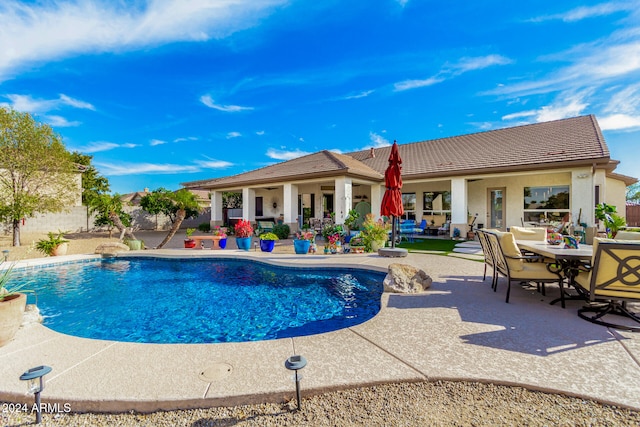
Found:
<box><xmin>576</xmin><ymin>173</ymin><xmax>590</xmax><ymax>179</ymax></box>
<box><xmin>2</xmin><ymin>249</ymin><xmax>8</xmax><ymax>261</ymax></box>
<box><xmin>273</xmin><ymin>202</ymin><xmax>277</xmax><ymax>209</ymax></box>
<box><xmin>285</xmin><ymin>355</ymin><xmax>307</xmax><ymax>410</ymax></box>
<box><xmin>20</xmin><ymin>365</ymin><xmax>52</xmax><ymax>424</ymax></box>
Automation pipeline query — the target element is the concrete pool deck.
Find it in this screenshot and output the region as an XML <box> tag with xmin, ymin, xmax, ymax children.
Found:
<box><xmin>1</xmin><ymin>248</ymin><xmax>639</xmax><ymax>413</ymax></box>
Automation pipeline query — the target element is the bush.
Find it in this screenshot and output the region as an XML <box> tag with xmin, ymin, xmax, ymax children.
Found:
<box><xmin>273</xmin><ymin>223</ymin><xmax>290</xmax><ymax>240</ymax></box>
<box><xmin>197</xmin><ymin>222</ymin><xmax>211</xmax><ymax>232</ymax></box>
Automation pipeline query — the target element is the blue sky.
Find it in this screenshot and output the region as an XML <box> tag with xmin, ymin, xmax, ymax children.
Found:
<box><xmin>1</xmin><ymin>0</ymin><xmax>639</xmax><ymax>194</ymax></box>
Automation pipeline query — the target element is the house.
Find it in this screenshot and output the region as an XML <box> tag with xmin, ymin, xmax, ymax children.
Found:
<box><xmin>181</xmin><ymin>115</ymin><xmax>637</xmax><ymax>236</ymax></box>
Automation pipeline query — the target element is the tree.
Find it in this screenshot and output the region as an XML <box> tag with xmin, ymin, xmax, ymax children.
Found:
<box><xmin>140</xmin><ymin>188</ymin><xmax>201</xmax><ymax>249</ymax></box>
<box><xmin>627</xmin><ymin>183</ymin><xmax>640</xmax><ymax>204</ymax></box>
<box><xmin>0</xmin><ymin>107</ymin><xmax>78</xmax><ymax>246</ymax></box>
<box><xmin>88</xmin><ymin>194</ymin><xmax>136</xmax><ymax>240</ymax></box>
<box><xmin>70</xmin><ymin>151</ymin><xmax>110</xmax><ymax>205</ymax></box>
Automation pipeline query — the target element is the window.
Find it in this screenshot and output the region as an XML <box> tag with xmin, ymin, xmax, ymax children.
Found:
<box><xmin>402</xmin><ymin>193</ymin><xmax>416</xmax><ymax>220</ymax></box>
<box><xmin>255</xmin><ymin>196</ymin><xmax>263</xmax><ymax>217</ymax></box>
<box><xmin>422</xmin><ymin>191</ymin><xmax>451</xmax><ymax>220</ymax></box>
<box><xmin>523</xmin><ymin>186</ymin><xmax>569</xmax><ymax>223</ymax></box>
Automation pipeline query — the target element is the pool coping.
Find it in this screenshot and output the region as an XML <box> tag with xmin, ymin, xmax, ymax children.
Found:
<box><xmin>1</xmin><ymin>249</ymin><xmax>640</xmax><ymax>413</ymax></box>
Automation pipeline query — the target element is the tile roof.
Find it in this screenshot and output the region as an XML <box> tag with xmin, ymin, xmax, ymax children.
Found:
<box><xmin>183</xmin><ymin>115</ymin><xmax>615</xmax><ymax>190</ymax></box>
<box><xmin>349</xmin><ymin>114</ymin><xmax>610</xmax><ymax>178</ymax></box>
<box><xmin>183</xmin><ymin>150</ymin><xmax>383</xmax><ymax>189</ymax></box>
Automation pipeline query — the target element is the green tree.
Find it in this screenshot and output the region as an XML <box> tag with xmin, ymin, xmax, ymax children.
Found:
<box><xmin>0</xmin><ymin>107</ymin><xmax>78</xmax><ymax>246</ymax></box>
<box><xmin>140</xmin><ymin>188</ymin><xmax>201</xmax><ymax>249</ymax></box>
<box><xmin>627</xmin><ymin>183</ymin><xmax>640</xmax><ymax>204</ymax></box>
<box><xmin>70</xmin><ymin>151</ymin><xmax>110</xmax><ymax>205</ymax></box>
<box><xmin>88</xmin><ymin>193</ymin><xmax>136</xmax><ymax>240</ymax></box>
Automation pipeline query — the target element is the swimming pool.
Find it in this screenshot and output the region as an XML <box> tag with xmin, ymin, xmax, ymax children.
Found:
<box><xmin>13</xmin><ymin>257</ymin><xmax>384</xmax><ymax>344</ymax></box>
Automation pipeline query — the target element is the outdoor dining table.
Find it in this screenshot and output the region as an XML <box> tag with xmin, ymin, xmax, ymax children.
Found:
<box><xmin>517</xmin><ymin>240</ymin><xmax>593</xmax><ymax>307</ymax></box>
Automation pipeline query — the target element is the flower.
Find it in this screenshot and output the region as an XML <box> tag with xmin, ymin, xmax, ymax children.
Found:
<box><xmin>212</xmin><ymin>226</ymin><xmax>227</xmax><ymax>237</ymax></box>
<box><xmin>295</xmin><ymin>230</ymin><xmax>315</xmax><ymax>241</ymax></box>
<box><xmin>327</xmin><ymin>233</ymin><xmax>341</xmax><ymax>245</ymax></box>
<box><xmin>234</xmin><ymin>220</ymin><xmax>253</xmax><ymax>238</ymax></box>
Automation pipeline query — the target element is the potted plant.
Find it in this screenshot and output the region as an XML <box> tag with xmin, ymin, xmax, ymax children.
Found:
<box><xmin>212</xmin><ymin>226</ymin><xmax>228</xmax><ymax>249</ymax></box>
<box><xmin>294</xmin><ymin>230</ymin><xmax>315</xmax><ymax>254</ymax></box>
<box><xmin>359</xmin><ymin>214</ymin><xmax>389</xmax><ymax>252</ymax></box>
<box><xmin>0</xmin><ymin>262</ymin><xmax>29</xmax><ymax>347</ymax></box>
<box><xmin>259</xmin><ymin>232</ymin><xmax>279</xmax><ymax>252</ymax></box>
<box><xmin>234</xmin><ymin>220</ymin><xmax>253</xmax><ymax>251</ymax></box>
<box><xmin>349</xmin><ymin>236</ymin><xmax>366</xmax><ymax>254</ymax></box>
<box><xmin>184</xmin><ymin>228</ymin><xmax>197</xmax><ymax>248</ymax></box>
<box><xmin>35</xmin><ymin>231</ymin><xmax>69</xmax><ymax>256</ymax></box>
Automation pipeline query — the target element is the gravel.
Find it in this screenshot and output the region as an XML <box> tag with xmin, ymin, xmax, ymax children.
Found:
<box><xmin>2</xmin><ymin>381</ymin><xmax>639</xmax><ymax>426</ymax></box>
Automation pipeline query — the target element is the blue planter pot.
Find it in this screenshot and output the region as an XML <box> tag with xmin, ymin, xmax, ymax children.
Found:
<box><xmin>293</xmin><ymin>239</ymin><xmax>311</xmax><ymax>254</ymax></box>
<box><xmin>219</xmin><ymin>238</ymin><xmax>227</xmax><ymax>249</ymax></box>
<box><xmin>235</xmin><ymin>237</ymin><xmax>251</xmax><ymax>251</ymax></box>
<box><xmin>260</xmin><ymin>240</ymin><xmax>275</xmax><ymax>252</ymax></box>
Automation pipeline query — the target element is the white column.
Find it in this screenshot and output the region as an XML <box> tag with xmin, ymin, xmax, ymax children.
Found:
<box><xmin>283</xmin><ymin>183</ymin><xmax>299</xmax><ymax>230</ymax></box>
<box><xmin>450</xmin><ymin>178</ymin><xmax>468</xmax><ymax>237</ymax></box>
<box><xmin>242</xmin><ymin>187</ymin><xmax>256</xmax><ymax>221</ymax></box>
<box><xmin>334</xmin><ymin>177</ymin><xmax>352</xmax><ymax>224</ymax></box>
<box><xmin>210</xmin><ymin>191</ymin><xmax>223</xmax><ymax>226</ymax></box>
<box><xmin>370</xmin><ymin>184</ymin><xmax>383</xmax><ymax>218</ymax></box>
<box><xmin>571</xmin><ymin>169</ymin><xmax>594</xmax><ymax>226</ymax></box>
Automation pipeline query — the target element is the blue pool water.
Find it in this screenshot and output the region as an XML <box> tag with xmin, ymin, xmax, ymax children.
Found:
<box><xmin>13</xmin><ymin>258</ymin><xmax>384</xmax><ymax>344</ymax></box>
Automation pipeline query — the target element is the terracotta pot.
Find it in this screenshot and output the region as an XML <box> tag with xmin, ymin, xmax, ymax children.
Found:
<box><xmin>0</xmin><ymin>293</ymin><xmax>27</xmax><ymax>347</ymax></box>
<box><xmin>51</xmin><ymin>242</ymin><xmax>68</xmax><ymax>256</ymax></box>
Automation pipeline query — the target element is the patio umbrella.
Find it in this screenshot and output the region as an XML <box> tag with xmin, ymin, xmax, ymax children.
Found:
<box><xmin>380</xmin><ymin>141</ymin><xmax>404</xmax><ymax>249</ymax></box>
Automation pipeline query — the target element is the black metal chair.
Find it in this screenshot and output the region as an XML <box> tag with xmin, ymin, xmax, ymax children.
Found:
<box><xmin>574</xmin><ymin>239</ymin><xmax>640</xmax><ymax>331</ymax></box>
<box><xmin>484</xmin><ymin>230</ymin><xmax>564</xmax><ymax>304</ymax></box>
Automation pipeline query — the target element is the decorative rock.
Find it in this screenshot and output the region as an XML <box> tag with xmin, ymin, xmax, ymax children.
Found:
<box><xmin>94</xmin><ymin>242</ymin><xmax>130</xmax><ymax>256</ymax></box>
<box><xmin>383</xmin><ymin>263</ymin><xmax>432</xmax><ymax>293</ymax></box>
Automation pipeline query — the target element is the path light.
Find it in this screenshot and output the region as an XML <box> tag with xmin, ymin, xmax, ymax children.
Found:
<box><xmin>2</xmin><ymin>249</ymin><xmax>9</xmax><ymax>261</ymax></box>
<box><xmin>284</xmin><ymin>355</ymin><xmax>307</xmax><ymax>410</ymax></box>
<box><xmin>20</xmin><ymin>365</ymin><xmax>52</xmax><ymax>424</ymax></box>
<box><xmin>254</xmin><ymin>242</ymin><xmax>258</xmax><ymax>251</ymax></box>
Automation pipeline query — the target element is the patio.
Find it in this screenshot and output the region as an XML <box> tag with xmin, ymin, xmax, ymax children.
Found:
<box><xmin>0</xmin><ymin>247</ymin><xmax>639</xmax><ymax>414</ymax></box>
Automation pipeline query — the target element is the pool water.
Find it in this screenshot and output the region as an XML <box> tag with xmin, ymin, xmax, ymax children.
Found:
<box><xmin>13</xmin><ymin>258</ymin><xmax>384</xmax><ymax>344</ymax></box>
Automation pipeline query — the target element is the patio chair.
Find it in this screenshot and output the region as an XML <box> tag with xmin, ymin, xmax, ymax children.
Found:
<box><xmin>484</xmin><ymin>231</ymin><xmax>564</xmax><ymax>304</ymax></box>
<box><xmin>438</xmin><ymin>222</ymin><xmax>450</xmax><ymax>236</ymax></box>
<box><xmin>510</xmin><ymin>226</ymin><xmax>546</xmax><ymax>241</ymax></box>
<box><xmin>476</xmin><ymin>230</ymin><xmax>497</xmax><ymax>289</ymax></box>
<box><xmin>574</xmin><ymin>238</ymin><xmax>640</xmax><ymax>331</ymax></box>
<box><xmin>418</xmin><ymin>219</ymin><xmax>427</xmax><ymax>234</ymax></box>
<box><xmin>399</xmin><ymin>220</ymin><xmax>416</xmax><ymax>242</ymax></box>
<box><xmin>614</xmin><ymin>230</ymin><xmax>640</xmax><ymax>240</ymax></box>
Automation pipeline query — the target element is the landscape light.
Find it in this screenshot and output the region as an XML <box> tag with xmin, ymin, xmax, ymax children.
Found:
<box><xmin>284</xmin><ymin>354</ymin><xmax>307</xmax><ymax>410</ymax></box>
<box><xmin>20</xmin><ymin>365</ymin><xmax>52</xmax><ymax>424</ymax></box>
<box><xmin>2</xmin><ymin>249</ymin><xmax>9</xmax><ymax>261</ymax></box>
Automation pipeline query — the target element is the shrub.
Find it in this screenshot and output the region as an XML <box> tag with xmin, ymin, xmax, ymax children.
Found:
<box><xmin>259</xmin><ymin>232</ymin><xmax>279</xmax><ymax>241</ymax></box>
<box><xmin>234</xmin><ymin>220</ymin><xmax>254</xmax><ymax>238</ymax></box>
<box><xmin>197</xmin><ymin>222</ymin><xmax>211</xmax><ymax>232</ymax></box>
<box><xmin>273</xmin><ymin>223</ymin><xmax>290</xmax><ymax>240</ymax></box>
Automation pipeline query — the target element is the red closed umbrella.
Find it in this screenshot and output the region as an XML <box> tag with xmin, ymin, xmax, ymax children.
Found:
<box><xmin>380</xmin><ymin>141</ymin><xmax>404</xmax><ymax>248</ymax></box>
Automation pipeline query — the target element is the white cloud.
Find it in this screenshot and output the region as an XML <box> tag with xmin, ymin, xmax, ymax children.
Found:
<box><xmin>530</xmin><ymin>2</ymin><xmax>636</xmax><ymax>23</ymax></box>
<box><xmin>0</xmin><ymin>93</ymin><xmax>94</xmax><ymax>113</ymax></box>
<box><xmin>150</xmin><ymin>139</ymin><xmax>167</xmax><ymax>146</ymax></box>
<box><xmin>173</xmin><ymin>136</ymin><xmax>198</xmax><ymax>143</ymax></box>
<box><xmin>604</xmin><ymin>84</ymin><xmax>640</xmax><ymax>115</ymax></box>
<box><xmin>226</xmin><ymin>131</ymin><xmax>242</xmax><ymax>139</ymax></box>
<box><xmin>341</xmin><ymin>89</ymin><xmax>374</xmax><ymax>100</ymax></box>
<box><xmin>501</xmin><ymin>111</ymin><xmax>536</xmax><ymax>121</ymax></box>
<box><xmin>200</xmin><ymin>94</ymin><xmax>254</xmax><ymax>112</ymax></box>
<box><xmin>95</xmin><ymin>161</ymin><xmax>201</xmax><ymax>176</ymax></box>
<box><xmin>598</xmin><ymin>114</ymin><xmax>640</xmax><ymax>130</ymax></box>
<box><xmin>194</xmin><ymin>158</ymin><xmax>234</xmax><ymax>169</ymax></box>
<box><xmin>266</xmin><ymin>148</ymin><xmax>311</xmax><ymax>160</ymax></box>
<box><xmin>77</xmin><ymin>141</ymin><xmax>138</xmax><ymax>153</ymax></box>
<box><xmin>394</xmin><ymin>55</ymin><xmax>511</xmax><ymax>92</ymax></box>
<box><xmin>0</xmin><ymin>0</ymin><xmax>289</xmax><ymax>81</ymax></box>
<box><xmin>368</xmin><ymin>132</ymin><xmax>391</xmax><ymax>148</ymax></box>
<box><xmin>256</xmin><ymin>130</ymin><xmax>265</xmax><ymax>136</ymax></box>
<box><xmin>396</xmin><ymin>0</ymin><xmax>410</xmax><ymax>7</ymax></box>
<box><xmin>394</xmin><ymin>77</ymin><xmax>443</xmax><ymax>92</ymax></box>
<box><xmin>42</xmin><ymin>115</ymin><xmax>81</xmax><ymax>127</ymax></box>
